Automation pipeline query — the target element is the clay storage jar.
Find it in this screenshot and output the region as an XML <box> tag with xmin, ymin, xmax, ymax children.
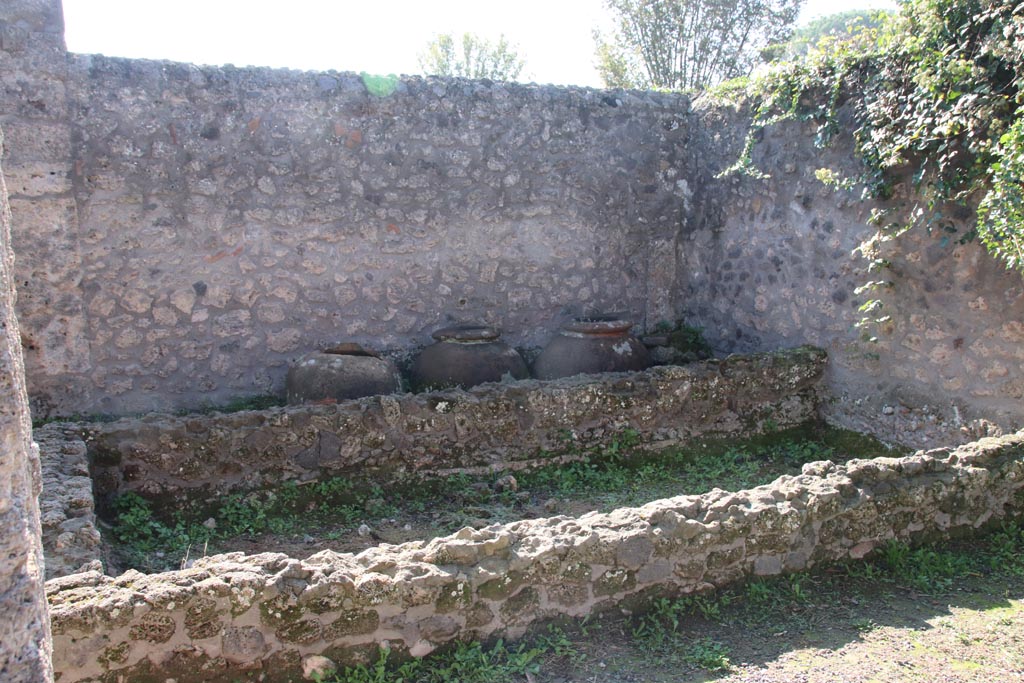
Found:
<box><xmin>286</xmin><ymin>343</ymin><xmax>401</xmax><ymax>404</ymax></box>
<box><xmin>410</xmin><ymin>324</ymin><xmax>529</xmax><ymax>391</ymax></box>
<box><xmin>532</xmin><ymin>317</ymin><xmax>651</xmax><ymax>380</ymax></box>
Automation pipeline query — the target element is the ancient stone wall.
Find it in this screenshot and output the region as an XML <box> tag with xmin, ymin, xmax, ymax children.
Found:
<box><xmin>0</xmin><ymin>0</ymin><xmax>89</xmax><ymax>417</ymax></box>
<box><xmin>45</xmin><ymin>429</ymin><xmax>1024</xmax><ymax>682</ymax></box>
<box><xmin>3</xmin><ymin>1</ymin><xmax>1023</xmax><ymax>436</ymax></box>
<box><xmin>80</xmin><ymin>347</ymin><xmax>824</xmax><ymax>516</ymax></box>
<box><xmin>679</xmin><ymin>101</ymin><xmax>1024</xmax><ymax>446</ymax></box>
<box><xmin>37</xmin><ymin>424</ymin><xmax>101</xmax><ymax>580</ymax></box>
<box><xmin>0</xmin><ymin>123</ymin><xmax>54</xmax><ymax>681</ymax></box>
<box><xmin>17</xmin><ymin>49</ymin><xmax>701</xmax><ymax>417</ymax></box>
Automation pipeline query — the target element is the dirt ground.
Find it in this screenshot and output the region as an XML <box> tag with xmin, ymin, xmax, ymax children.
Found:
<box><xmin>210</xmin><ymin>495</ymin><xmax>616</xmax><ymax>559</ymax></box>
<box><xmin>535</xmin><ymin>560</ymin><xmax>1024</xmax><ymax>682</ymax></box>
<box><xmin>178</xmin><ymin>427</ymin><xmax>892</xmax><ymax>565</ymax></box>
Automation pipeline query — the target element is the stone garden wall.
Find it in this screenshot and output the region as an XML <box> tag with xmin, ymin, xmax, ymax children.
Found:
<box><xmin>17</xmin><ymin>46</ymin><xmax>704</xmax><ymax>418</ymax></box>
<box><xmin>0</xmin><ymin>0</ymin><xmax>86</xmax><ymax>420</ymax></box>
<box><xmin>81</xmin><ymin>346</ymin><xmax>824</xmax><ymax>515</ymax></box>
<box><xmin>680</xmin><ymin>101</ymin><xmax>1024</xmax><ymax>446</ymax></box>
<box><xmin>3</xmin><ymin>0</ymin><xmax>1023</xmax><ymax>443</ymax></box>
<box><xmin>0</xmin><ymin>122</ymin><xmax>53</xmax><ymax>681</ymax></box>
<box><xmin>45</xmin><ymin>429</ymin><xmax>1024</xmax><ymax>682</ymax></box>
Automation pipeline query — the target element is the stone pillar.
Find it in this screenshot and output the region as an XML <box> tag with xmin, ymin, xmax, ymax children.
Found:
<box><xmin>1</xmin><ymin>0</ymin><xmax>89</xmax><ymax>419</ymax></box>
<box><xmin>0</xmin><ymin>124</ymin><xmax>54</xmax><ymax>681</ymax></box>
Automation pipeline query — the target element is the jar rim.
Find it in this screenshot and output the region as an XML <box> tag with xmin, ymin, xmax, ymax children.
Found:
<box><xmin>562</xmin><ymin>318</ymin><xmax>633</xmax><ymax>335</ymax></box>
<box><xmin>322</xmin><ymin>342</ymin><xmax>380</xmax><ymax>357</ymax></box>
<box><xmin>432</xmin><ymin>324</ymin><xmax>501</xmax><ymax>342</ymax></box>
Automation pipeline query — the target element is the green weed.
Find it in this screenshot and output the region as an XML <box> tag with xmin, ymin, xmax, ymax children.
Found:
<box><xmin>330</xmin><ymin>638</ymin><xmax>554</xmax><ymax>683</ymax></box>
<box><xmin>333</xmin><ymin>647</ymin><xmax>414</xmax><ymax>683</ymax></box>
<box><xmin>107</xmin><ymin>426</ymin><xmax>891</xmax><ymax>572</ymax></box>
<box><xmin>107</xmin><ymin>493</ymin><xmax>211</xmax><ymax>571</ymax></box>
<box><xmin>744</xmin><ymin>578</ymin><xmax>776</xmax><ymax>606</ymax></box>
<box><xmin>108</xmin><ymin>473</ymin><xmax>404</xmax><ymax>570</ymax></box>
<box><xmin>534</xmin><ymin>624</ymin><xmax>584</xmax><ymax>664</ymax></box>
<box><xmin>632</xmin><ymin>597</ymin><xmax>687</xmax><ymax>649</ymax></box>
<box><xmin>873</xmin><ymin>540</ymin><xmax>971</xmax><ymax>594</ymax></box>
<box><xmin>665</xmin><ymin>321</ymin><xmax>713</xmax><ymax>357</ymax></box>
<box><xmin>632</xmin><ymin>592</ymin><xmax>736</xmax><ymax>651</ymax></box>
<box><xmin>684</xmin><ymin>638</ymin><xmax>732</xmax><ymax>672</ymax></box>
<box><xmin>987</xmin><ymin>521</ymin><xmax>1024</xmax><ymax>577</ymax></box>
<box><xmin>514</xmin><ymin>429</ymin><xmax>853</xmax><ymax>513</ymax></box>
<box><xmin>852</xmin><ymin>617</ymin><xmax>879</xmax><ymax>633</ymax></box>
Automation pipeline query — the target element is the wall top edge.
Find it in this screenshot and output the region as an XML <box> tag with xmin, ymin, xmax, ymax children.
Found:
<box><xmin>66</xmin><ymin>52</ymin><xmax>693</xmax><ymax>108</ymax></box>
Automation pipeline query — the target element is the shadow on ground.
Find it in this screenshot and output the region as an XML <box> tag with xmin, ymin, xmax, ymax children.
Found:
<box><xmin>543</xmin><ymin>557</ymin><xmax>1024</xmax><ymax>683</ymax></box>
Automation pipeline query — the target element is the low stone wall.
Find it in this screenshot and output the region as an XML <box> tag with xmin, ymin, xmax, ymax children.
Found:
<box><xmin>83</xmin><ymin>347</ymin><xmax>826</xmax><ymax>514</ymax></box>
<box><xmin>37</xmin><ymin>425</ymin><xmax>102</xmax><ymax>580</ymax></box>
<box><xmin>45</xmin><ymin>431</ymin><xmax>1024</xmax><ymax>682</ymax></box>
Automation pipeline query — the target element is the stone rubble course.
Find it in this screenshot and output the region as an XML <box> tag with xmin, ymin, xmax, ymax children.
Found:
<box><xmin>81</xmin><ymin>347</ymin><xmax>826</xmax><ymax>513</ymax></box>
<box><xmin>45</xmin><ymin>431</ymin><xmax>1024</xmax><ymax>682</ymax></box>
<box><xmin>37</xmin><ymin>425</ymin><xmax>102</xmax><ymax>580</ymax></box>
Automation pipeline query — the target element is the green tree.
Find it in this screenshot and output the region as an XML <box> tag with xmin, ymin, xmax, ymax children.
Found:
<box><xmin>763</xmin><ymin>9</ymin><xmax>895</xmax><ymax>61</ymax></box>
<box><xmin>418</xmin><ymin>33</ymin><xmax>526</xmax><ymax>81</ymax></box>
<box><xmin>595</xmin><ymin>0</ymin><xmax>805</xmax><ymax>91</ymax></box>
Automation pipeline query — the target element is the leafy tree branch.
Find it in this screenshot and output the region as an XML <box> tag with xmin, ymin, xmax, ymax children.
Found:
<box><xmin>715</xmin><ymin>0</ymin><xmax>1023</xmax><ymax>335</ymax></box>
<box><xmin>595</xmin><ymin>0</ymin><xmax>804</xmax><ymax>91</ymax></box>
<box><xmin>419</xmin><ymin>33</ymin><xmax>526</xmax><ymax>82</ymax></box>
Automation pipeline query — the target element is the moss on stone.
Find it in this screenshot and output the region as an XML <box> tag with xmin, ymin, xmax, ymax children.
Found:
<box><xmin>323</xmin><ymin>642</ymin><xmax>402</xmax><ymax>670</ymax></box>
<box><xmin>706</xmin><ymin>544</ymin><xmax>745</xmax><ymax>571</ymax></box>
<box><xmin>548</xmin><ymin>583</ymin><xmax>590</xmax><ymax>607</ymax></box>
<box><xmin>322</xmin><ymin>610</ymin><xmax>379</xmax><ymax>639</ymax></box>
<box><xmin>594</xmin><ymin>568</ymin><xmax>636</xmax><ymax>596</ymax></box>
<box><xmin>499</xmin><ymin>586</ymin><xmax>540</xmax><ymax>622</ymax></box>
<box><xmin>259</xmin><ymin>596</ymin><xmax>303</xmax><ymax>628</ymax></box>
<box><xmin>185</xmin><ymin>596</ymin><xmax>222</xmax><ymax>640</ymax></box>
<box><xmin>435</xmin><ymin>581</ymin><xmax>472</xmax><ymax>613</ymax></box>
<box><xmin>478</xmin><ymin>571</ymin><xmax>526</xmax><ymax>600</ymax></box>
<box><xmin>561</xmin><ymin>561</ymin><xmax>592</xmax><ymax>583</ymax></box>
<box><xmin>465</xmin><ymin>602</ymin><xmax>495</xmax><ymax>628</ymax></box>
<box><xmin>128</xmin><ymin>613</ymin><xmax>176</xmax><ymax>644</ymax></box>
<box><xmin>98</xmin><ymin>641</ymin><xmax>130</xmax><ymax>668</ymax></box>
<box><xmin>276</xmin><ymin>618</ymin><xmax>323</xmax><ymax>645</ymax></box>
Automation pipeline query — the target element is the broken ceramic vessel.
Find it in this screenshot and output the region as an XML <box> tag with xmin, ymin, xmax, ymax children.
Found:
<box><xmin>532</xmin><ymin>317</ymin><xmax>650</xmax><ymax>380</ymax></box>
<box><xmin>286</xmin><ymin>343</ymin><xmax>401</xmax><ymax>404</ymax></box>
<box><xmin>410</xmin><ymin>324</ymin><xmax>528</xmax><ymax>391</ymax></box>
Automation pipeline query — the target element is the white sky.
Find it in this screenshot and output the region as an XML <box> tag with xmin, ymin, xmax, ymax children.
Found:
<box><xmin>62</xmin><ymin>0</ymin><xmax>898</xmax><ymax>88</ymax></box>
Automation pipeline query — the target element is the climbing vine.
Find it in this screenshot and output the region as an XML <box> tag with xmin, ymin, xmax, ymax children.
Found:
<box><xmin>717</xmin><ymin>0</ymin><xmax>1023</xmax><ymax>335</ymax></box>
